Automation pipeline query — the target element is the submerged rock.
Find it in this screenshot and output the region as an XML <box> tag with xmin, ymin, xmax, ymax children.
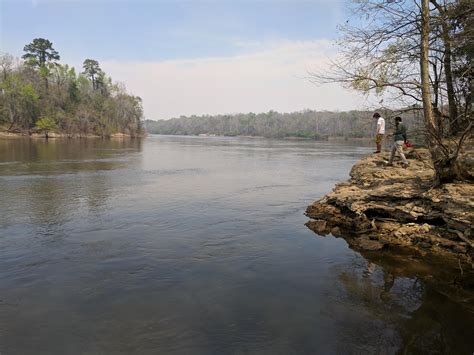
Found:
<box><xmin>357</xmin><ymin>237</ymin><xmax>387</xmax><ymax>251</ymax></box>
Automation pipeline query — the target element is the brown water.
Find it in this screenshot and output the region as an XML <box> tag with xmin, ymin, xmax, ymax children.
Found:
<box><xmin>0</xmin><ymin>136</ymin><xmax>472</xmax><ymax>354</ymax></box>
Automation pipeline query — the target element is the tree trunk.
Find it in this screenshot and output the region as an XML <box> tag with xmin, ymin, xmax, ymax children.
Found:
<box><xmin>8</xmin><ymin>103</ymin><xmax>15</xmax><ymax>131</ymax></box>
<box><xmin>430</xmin><ymin>0</ymin><xmax>459</xmax><ymax>134</ymax></box>
<box><xmin>420</xmin><ymin>0</ymin><xmax>465</xmax><ymax>186</ymax></box>
<box><xmin>441</xmin><ymin>23</ymin><xmax>459</xmax><ymax>135</ymax></box>
<box><xmin>420</xmin><ymin>0</ymin><xmax>436</xmax><ymax>135</ymax></box>
<box><xmin>432</xmin><ymin>150</ymin><xmax>472</xmax><ymax>186</ymax></box>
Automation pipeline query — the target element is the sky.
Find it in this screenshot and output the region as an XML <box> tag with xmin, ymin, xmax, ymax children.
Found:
<box><xmin>0</xmin><ymin>0</ymin><xmax>370</xmax><ymax>120</ymax></box>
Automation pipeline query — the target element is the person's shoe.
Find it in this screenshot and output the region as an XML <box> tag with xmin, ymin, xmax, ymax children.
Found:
<box><xmin>402</xmin><ymin>163</ymin><xmax>409</xmax><ymax>169</ymax></box>
<box><xmin>386</xmin><ymin>162</ymin><xmax>394</xmax><ymax>167</ymax></box>
<box><xmin>373</xmin><ymin>151</ymin><xmax>381</xmax><ymax>154</ymax></box>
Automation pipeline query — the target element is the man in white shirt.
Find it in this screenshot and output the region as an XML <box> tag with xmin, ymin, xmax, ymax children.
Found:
<box><xmin>373</xmin><ymin>112</ymin><xmax>385</xmax><ymax>153</ymax></box>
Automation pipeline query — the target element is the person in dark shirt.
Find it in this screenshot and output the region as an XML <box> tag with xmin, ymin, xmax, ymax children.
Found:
<box><xmin>387</xmin><ymin>116</ymin><xmax>409</xmax><ymax>168</ymax></box>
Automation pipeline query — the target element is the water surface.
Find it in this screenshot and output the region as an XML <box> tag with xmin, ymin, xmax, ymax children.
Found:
<box><xmin>0</xmin><ymin>136</ymin><xmax>472</xmax><ymax>354</ymax></box>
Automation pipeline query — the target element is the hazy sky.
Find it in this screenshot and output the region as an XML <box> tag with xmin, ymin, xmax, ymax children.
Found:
<box><xmin>1</xmin><ymin>0</ymin><xmax>369</xmax><ymax>119</ymax></box>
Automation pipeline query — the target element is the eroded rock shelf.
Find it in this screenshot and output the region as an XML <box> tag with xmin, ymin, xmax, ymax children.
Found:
<box><xmin>305</xmin><ymin>149</ymin><xmax>474</xmax><ymax>296</ymax></box>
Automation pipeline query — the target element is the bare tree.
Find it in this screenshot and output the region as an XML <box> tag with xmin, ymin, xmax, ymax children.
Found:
<box><xmin>310</xmin><ymin>0</ymin><xmax>473</xmax><ymax>186</ymax></box>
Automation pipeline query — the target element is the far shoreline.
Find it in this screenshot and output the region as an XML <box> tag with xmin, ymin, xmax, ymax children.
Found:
<box><xmin>0</xmin><ymin>131</ymin><xmax>146</xmax><ymax>139</ymax></box>
<box><xmin>147</xmin><ymin>132</ymin><xmax>374</xmax><ymax>143</ymax></box>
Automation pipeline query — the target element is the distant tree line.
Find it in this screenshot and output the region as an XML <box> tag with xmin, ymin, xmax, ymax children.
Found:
<box><xmin>145</xmin><ymin>110</ymin><xmax>424</xmax><ymax>140</ymax></box>
<box><xmin>0</xmin><ymin>38</ymin><xmax>144</xmax><ymax>137</ymax></box>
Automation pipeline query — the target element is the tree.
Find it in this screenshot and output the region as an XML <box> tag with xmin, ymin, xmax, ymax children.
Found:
<box><xmin>431</xmin><ymin>0</ymin><xmax>459</xmax><ymax>134</ymax></box>
<box><xmin>22</xmin><ymin>38</ymin><xmax>60</xmax><ymax>68</ymax></box>
<box><xmin>22</xmin><ymin>38</ymin><xmax>60</xmax><ymax>91</ymax></box>
<box><xmin>310</xmin><ymin>0</ymin><xmax>473</xmax><ymax>186</ymax></box>
<box><xmin>50</xmin><ymin>64</ymin><xmax>76</xmax><ymax>89</ymax></box>
<box><xmin>68</xmin><ymin>80</ymin><xmax>80</xmax><ymax>104</ymax></box>
<box><xmin>0</xmin><ymin>72</ymin><xmax>40</xmax><ymax>130</ymax></box>
<box><xmin>0</xmin><ymin>53</ymin><xmax>14</xmax><ymax>81</ymax></box>
<box><xmin>421</xmin><ymin>0</ymin><xmax>436</xmax><ymax>134</ymax></box>
<box><xmin>82</xmin><ymin>59</ymin><xmax>102</xmax><ymax>91</ymax></box>
<box><xmin>450</xmin><ymin>0</ymin><xmax>473</xmax><ymax>130</ymax></box>
<box><xmin>36</xmin><ymin>115</ymin><xmax>57</xmax><ymax>139</ymax></box>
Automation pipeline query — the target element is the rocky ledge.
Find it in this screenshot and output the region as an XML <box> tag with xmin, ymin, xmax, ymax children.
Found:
<box><xmin>306</xmin><ymin>148</ymin><xmax>474</xmax><ymax>291</ymax></box>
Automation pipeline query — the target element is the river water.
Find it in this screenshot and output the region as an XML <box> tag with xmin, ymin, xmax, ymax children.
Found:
<box><xmin>0</xmin><ymin>136</ymin><xmax>472</xmax><ymax>354</ymax></box>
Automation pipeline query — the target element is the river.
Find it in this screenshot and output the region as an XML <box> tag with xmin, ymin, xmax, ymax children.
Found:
<box><xmin>0</xmin><ymin>136</ymin><xmax>472</xmax><ymax>354</ymax></box>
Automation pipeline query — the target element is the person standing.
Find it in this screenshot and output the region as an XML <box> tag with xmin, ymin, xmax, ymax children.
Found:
<box><xmin>373</xmin><ymin>112</ymin><xmax>385</xmax><ymax>153</ymax></box>
<box><xmin>388</xmin><ymin>116</ymin><xmax>409</xmax><ymax>168</ymax></box>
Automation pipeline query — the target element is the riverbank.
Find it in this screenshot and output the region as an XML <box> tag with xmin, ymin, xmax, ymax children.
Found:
<box><xmin>0</xmin><ymin>130</ymin><xmax>145</xmax><ymax>139</ymax></box>
<box><xmin>305</xmin><ymin>148</ymin><xmax>474</xmax><ymax>300</ymax></box>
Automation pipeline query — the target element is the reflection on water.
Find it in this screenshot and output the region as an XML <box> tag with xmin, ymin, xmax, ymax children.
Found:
<box><xmin>335</xmin><ymin>259</ymin><xmax>473</xmax><ymax>354</ymax></box>
<box><xmin>0</xmin><ymin>136</ymin><xmax>472</xmax><ymax>354</ymax></box>
<box><xmin>0</xmin><ymin>138</ymin><xmax>142</xmax><ymax>230</ymax></box>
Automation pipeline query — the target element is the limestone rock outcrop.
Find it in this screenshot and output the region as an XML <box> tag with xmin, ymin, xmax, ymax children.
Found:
<box><xmin>306</xmin><ymin>149</ymin><xmax>474</xmax><ymax>264</ymax></box>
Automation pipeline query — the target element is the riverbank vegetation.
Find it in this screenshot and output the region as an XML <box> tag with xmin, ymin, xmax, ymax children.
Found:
<box><xmin>0</xmin><ymin>38</ymin><xmax>144</xmax><ymax>138</ymax></box>
<box><xmin>312</xmin><ymin>0</ymin><xmax>472</xmax><ymax>186</ymax></box>
<box><xmin>145</xmin><ymin>109</ymin><xmax>424</xmax><ymax>140</ymax></box>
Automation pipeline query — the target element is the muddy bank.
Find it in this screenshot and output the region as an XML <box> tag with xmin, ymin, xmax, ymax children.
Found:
<box><xmin>305</xmin><ymin>148</ymin><xmax>474</xmax><ymax>301</ymax></box>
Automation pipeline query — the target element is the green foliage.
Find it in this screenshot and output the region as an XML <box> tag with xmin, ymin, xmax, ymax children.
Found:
<box><xmin>36</xmin><ymin>115</ymin><xmax>57</xmax><ymax>136</ymax></box>
<box><xmin>0</xmin><ymin>72</ymin><xmax>40</xmax><ymax>128</ymax></box>
<box><xmin>82</xmin><ymin>59</ymin><xmax>105</xmax><ymax>92</ymax></box>
<box><xmin>82</xmin><ymin>59</ymin><xmax>100</xmax><ymax>75</ymax></box>
<box><xmin>68</xmin><ymin>80</ymin><xmax>80</xmax><ymax>104</ymax></box>
<box><xmin>1</xmin><ymin>39</ymin><xmax>144</xmax><ymax>136</ymax></box>
<box><xmin>39</xmin><ymin>65</ymin><xmax>50</xmax><ymax>79</ymax></box>
<box><xmin>22</xmin><ymin>38</ymin><xmax>60</xmax><ymax>68</ymax></box>
<box><xmin>21</xmin><ymin>83</ymin><xmax>40</xmax><ymax>102</ymax></box>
